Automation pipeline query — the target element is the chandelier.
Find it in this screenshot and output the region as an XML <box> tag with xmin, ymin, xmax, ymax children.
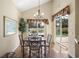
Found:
<box><xmin>34</xmin><ymin>0</ymin><xmax>45</xmax><ymax>19</ymax></box>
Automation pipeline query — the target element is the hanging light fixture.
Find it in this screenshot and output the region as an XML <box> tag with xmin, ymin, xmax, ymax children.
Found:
<box><xmin>34</xmin><ymin>0</ymin><xmax>45</xmax><ymax>19</ymax></box>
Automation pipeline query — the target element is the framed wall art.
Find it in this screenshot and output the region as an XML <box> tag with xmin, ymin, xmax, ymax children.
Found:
<box><xmin>3</xmin><ymin>16</ymin><xmax>17</xmax><ymax>37</ymax></box>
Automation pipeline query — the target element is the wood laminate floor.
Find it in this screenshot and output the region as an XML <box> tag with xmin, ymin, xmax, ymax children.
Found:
<box><xmin>15</xmin><ymin>45</ymin><xmax>68</xmax><ymax>58</ymax></box>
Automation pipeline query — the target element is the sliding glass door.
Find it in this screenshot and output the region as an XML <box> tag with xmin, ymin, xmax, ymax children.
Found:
<box><xmin>55</xmin><ymin>15</ymin><xmax>69</xmax><ymax>53</ymax></box>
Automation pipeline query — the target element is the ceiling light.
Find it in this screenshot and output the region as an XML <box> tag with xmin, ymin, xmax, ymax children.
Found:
<box><xmin>34</xmin><ymin>0</ymin><xmax>45</xmax><ymax>19</ymax></box>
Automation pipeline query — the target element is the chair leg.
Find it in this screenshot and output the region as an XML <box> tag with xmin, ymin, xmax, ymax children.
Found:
<box><xmin>41</xmin><ymin>47</ymin><xmax>42</xmax><ymax>58</ymax></box>
<box><xmin>20</xmin><ymin>46</ymin><xmax>24</xmax><ymax>58</ymax></box>
<box><xmin>44</xmin><ymin>41</ymin><xmax>46</xmax><ymax>57</ymax></box>
<box><xmin>29</xmin><ymin>50</ymin><xmax>31</xmax><ymax>58</ymax></box>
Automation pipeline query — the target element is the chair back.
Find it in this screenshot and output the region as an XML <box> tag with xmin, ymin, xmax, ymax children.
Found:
<box><xmin>47</xmin><ymin>34</ymin><xmax>52</xmax><ymax>44</ymax></box>
<box><xmin>28</xmin><ymin>36</ymin><xmax>42</xmax><ymax>50</ymax></box>
<box><xmin>19</xmin><ymin>35</ymin><xmax>23</xmax><ymax>47</ymax></box>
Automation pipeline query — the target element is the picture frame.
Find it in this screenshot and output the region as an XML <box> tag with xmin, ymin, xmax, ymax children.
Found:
<box><xmin>3</xmin><ymin>16</ymin><xmax>17</xmax><ymax>37</ymax></box>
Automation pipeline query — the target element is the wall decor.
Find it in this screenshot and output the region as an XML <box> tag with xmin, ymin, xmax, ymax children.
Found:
<box><xmin>3</xmin><ymin>16</ymin><xmax>17</xmax><ymax>37</ymax></box>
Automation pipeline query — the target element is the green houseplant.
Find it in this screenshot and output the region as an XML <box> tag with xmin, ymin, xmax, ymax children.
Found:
<box><xmin>19</xmin><ymin>18</ymin><xmax>27</xmax><ymax>41</ymax></box>
<box><xmin>18</xmin><ymin>18</ymin><xmax>27</xmax><ymax>57</ymax></box>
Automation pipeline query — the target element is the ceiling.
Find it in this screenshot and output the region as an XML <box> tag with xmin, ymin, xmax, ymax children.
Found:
<box><xmin>12</xmin><ymin>0</ymin><xmax>51</xmax><ymax>12</ymax></box>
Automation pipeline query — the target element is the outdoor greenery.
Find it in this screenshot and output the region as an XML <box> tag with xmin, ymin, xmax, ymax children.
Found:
<box><xmin>62</xmin><ymin>19</ymin><xmax>68</xmax><ymax>28</ymax></box>
<box><xmin>56</xmin><ymin>18</ymin><xmax>68</xmax><ymax>37</ymax></box>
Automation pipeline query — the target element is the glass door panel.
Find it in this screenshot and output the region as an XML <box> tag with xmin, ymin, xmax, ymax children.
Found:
<box><xmin>62</xmin><ymin>17</ymin><xmax>68</xmax><ymax>37</ymax></box>
<box><xmin>55</xmin><ymin>15</ymin><xmax>69</xmax><ymax>53</ymax></box>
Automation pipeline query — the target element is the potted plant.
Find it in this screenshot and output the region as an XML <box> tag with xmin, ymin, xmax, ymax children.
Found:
<box><xmin>18</xmin><ymin>18</ymin><xmax>27</xmax><ymax>57</ymax></box>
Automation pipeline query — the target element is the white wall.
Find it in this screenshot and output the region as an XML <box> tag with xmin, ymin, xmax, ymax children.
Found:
<box><xmin>52</xmin><ymin>0</ymin><xmax>75</xmax><ymax>57</ymax></box>
<box><xmin>0</xmin><ymin>0</ymin><xmax>20</xmax><ymax>57</ymax></box>
<box><xmin>68</xmin><ymin>0</ymin><xmax>75</xmax><ymax>57</ymax></box>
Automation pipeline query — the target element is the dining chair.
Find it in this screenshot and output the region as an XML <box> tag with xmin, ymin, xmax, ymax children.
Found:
<box><xmin>41</xmin><ymin>34</ymin><xmax>52</xmax><ymax>57</ymax></box>
<box><xmin>28</xmin><ymin>36</ymin><xmax>42</xmax><ymax>58</ymax></box>
<box><xmin>23</xmin><ymin>40</ymin><xmax>30</xmax><ymax>58</ymax></box>
<box><xmin>46</xmin><ymin>34</ymin><xmax>52</xmax><ymax>56</ymax></box>
<box><xmin>46</xmin><ymin>34</ymin><xmax>52</xmax><ymax>47</ymax></box>
<box><xmin>19</xmin><ymin>35</ymin><xmax>26</xmax><ymax>57</ymax></box>
<box><xmin>19</xmin><ymin>35</ymin><xmax>29</xmax><ymax>58</ymax></box>
<box><xmin>19</xmin><ymin>35</ymin><xmax>23</xmax><ymax>52</ymax></box>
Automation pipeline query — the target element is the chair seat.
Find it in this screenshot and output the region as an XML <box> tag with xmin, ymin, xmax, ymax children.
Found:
<box><xmin>41</xmin><ymin>42</ymin><xmax>49</xmax><ymax>47</ymax></box>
